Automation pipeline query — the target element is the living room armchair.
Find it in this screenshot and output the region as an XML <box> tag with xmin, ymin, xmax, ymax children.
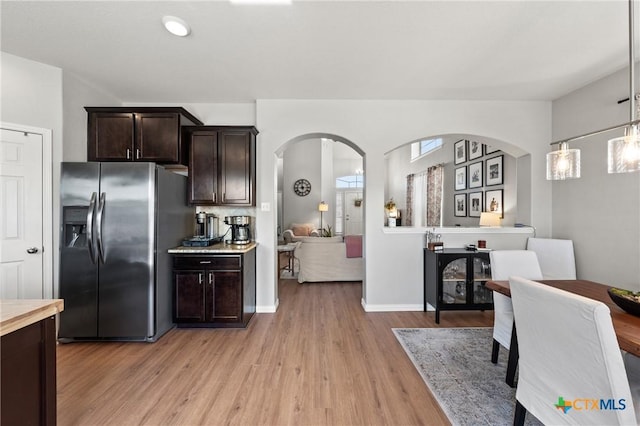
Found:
<box><xmin>282</xmin><ymin>223</ymin><xmax>320</xmax><ymax>243</ymax></box>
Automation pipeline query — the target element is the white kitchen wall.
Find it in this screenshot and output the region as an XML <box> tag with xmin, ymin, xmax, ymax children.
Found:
<box><xmin>64</xmin><ymin>72</ymin><xmax>121</xmax><ymax>161</ymax></box>
<box><xmin>4</xmin><ymin>53</ymin><xmax>553</xmax><ymax>312</ymax></box>
<box><xmin>552</xmin><ymin>65</ymin><xmax>640</xmax><ymax>291</ymax></box>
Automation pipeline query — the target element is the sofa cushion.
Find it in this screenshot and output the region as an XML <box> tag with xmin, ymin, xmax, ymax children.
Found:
<box><xmin>290</xmin><ymin>223</ymin><xmax>315</xmax><ymax>236</ymax></box>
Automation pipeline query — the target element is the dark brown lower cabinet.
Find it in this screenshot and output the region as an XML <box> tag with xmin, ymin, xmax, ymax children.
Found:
<box><xmin>1</xmin><ymin>316</ymin><xmax>57</xmax><ymax>426</ymax></box>
<box><xmin>173</xmin><ymin>248</ymin><xmax>256</xmax><ymax>328</ymax></box>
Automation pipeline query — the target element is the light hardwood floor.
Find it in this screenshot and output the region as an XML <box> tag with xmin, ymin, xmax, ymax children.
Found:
<box><xmin>57</xmin><ymin>279</ymin><xmax>493</xmax><ymax>425</ymax></box>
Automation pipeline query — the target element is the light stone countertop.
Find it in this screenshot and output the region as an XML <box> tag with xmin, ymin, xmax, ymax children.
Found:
<box><xmin>168</xmin><ymin>241</ymin><xmax>258</xmax><ymax>254</ymax></box>
<box><xmin>0</xmin><ymin>299</ymin><xmax>64</xmax><ymax>337</ymax></box>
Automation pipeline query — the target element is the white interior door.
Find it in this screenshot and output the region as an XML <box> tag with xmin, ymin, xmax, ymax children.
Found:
<box><xmin>344</xmin><ymin>191</ymin><xmax>363</xmax><ymax>235</ymax></box>
<box><xmin>0</xmin><ymin>128</ymin><xmax>45</xmax><ymax>298</ymax></box>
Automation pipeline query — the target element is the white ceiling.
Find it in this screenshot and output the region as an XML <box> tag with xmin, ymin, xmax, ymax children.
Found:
<box><xmin>1</xmin><ymin>0</ymin><xmax>637</xmax><ymax>103</ymax></box>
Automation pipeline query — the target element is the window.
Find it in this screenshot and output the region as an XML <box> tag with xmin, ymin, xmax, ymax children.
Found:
<box><xmin>335</xmin><ymin>175</ymin><xmax>364</xmax><ymax>189</ymax></box>
<box><xmin>411</xmin><ymin>138</ymin><xmax>443</xmax><ymax>161</ymax></box>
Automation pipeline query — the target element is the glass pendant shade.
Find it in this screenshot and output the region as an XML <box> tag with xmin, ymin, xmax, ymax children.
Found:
<box><xmin>607</xmin><ymin>125</ymin><xmax>640</xmax><ymax>173</ymax></box>
<box><xmin>546</xmin><ymin>142</ymin><xmax>581</xmax><ymax>180</ymax></box>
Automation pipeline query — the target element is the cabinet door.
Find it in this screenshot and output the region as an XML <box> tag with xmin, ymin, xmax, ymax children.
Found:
<box><xmin>218</xmin><ymin>130</ymin><xmax>253</xmax><ymax>206</ymax></box>
<box><xmin>472</xmin><ymin>255</ymin><xmax>493</xmax><ymax>304</ymax></box>
<box><xmin>440</xmin><ymin>256</ymin><xmax>468</xmax><ymax>304</ymax></box>
<box><xmin>174</xmin><ymin>271</ymin><xmax>206</xmax><ymax>322</ymax></box>
<box><xmin>207</xmin><ymin>271</ymin><xmax>242</xmax><ymax>323</ymax></box>
<box><xmin>88</xmin><ymin>112</ymin><xmax>134</xmax><ymax>161</ymax></box>
<box><xmin>188</xmin><ymin>131</ymin><xmax>218</xmax><ymax>205</ymax></box>
<box><xmin>135</xmin><ymin>113</ymin><xmax>180</xmax><ymax>162</ymax></box>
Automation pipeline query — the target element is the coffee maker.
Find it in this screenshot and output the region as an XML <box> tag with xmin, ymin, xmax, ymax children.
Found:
<box><xmin>195</xmin><ymin>212</ymin><xmax>207</xmax><ymax>237</ymax></box>
<box><xmin>224</xmin><ymin>216</ymin><xmax>251</xmax><ymax>245</ymax></box>
<box><xmin>183</xmin><ymin>212</ymin><xmax>220</xmax><ymax>246</ymax></box>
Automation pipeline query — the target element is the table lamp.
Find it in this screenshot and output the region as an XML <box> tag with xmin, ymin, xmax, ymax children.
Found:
<box><xmin>479</xmin><ymin>212</ymin><xmax>501</xmax><ymax>227</ymax></box>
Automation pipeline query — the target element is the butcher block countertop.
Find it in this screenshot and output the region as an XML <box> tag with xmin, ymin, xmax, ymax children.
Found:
<box><xmin>168</xmin><ymin>242</ymin><xmax>257</xmax><ymax>254</ymax></box>
<box><xmin>0</xmin><ymin>299</ymin><xmax>64</xmax><ymax>337</ymax></box>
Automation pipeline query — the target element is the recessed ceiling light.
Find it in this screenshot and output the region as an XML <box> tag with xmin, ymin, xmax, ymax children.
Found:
<box><xmin>162</xmin><ymin>16</ymin><xmax>191</xmax><ymax>37</ymax></box>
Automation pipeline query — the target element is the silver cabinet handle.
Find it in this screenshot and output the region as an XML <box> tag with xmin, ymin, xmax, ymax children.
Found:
<box><xmin>198</xmin><ymin>273</ymin><xmax>203</xmax><ymax>285</ymax></box>
<box><xmin>213</xmin><ymin>192</ymin><xmax>217</xmax><ymax>203</ymax></box>
<box><xmin>199</xmin><ymin>261</ymin><xmax>211</xmax><ymax>264</ymax></box>
<box><xmin>222</xmin><ymin>193</ymin><xmax>226</xmax><ymax>203</ymax></box>
<box><xmin>26</xmin><ymin>247</ymin><xmax>39</xmax><ymax>254</ymax></box>
<box><xmin>136</xmin><ymin>148</ymin><xmax>140</xmax><ymax>159</ymax></box>
<box><xmin>126</xmin><ymin>148</ymin><xmax>131</xmax><ymax>159</ymax></box>
<box><xmin>86</xmin><ymin>192</ymin><xmax>97</xmax><ymax>264</ymax></box>
<box><xmin>209</xmin><ymin>272</ymin><xmax>213</xmax><ymax>284</ymax></box>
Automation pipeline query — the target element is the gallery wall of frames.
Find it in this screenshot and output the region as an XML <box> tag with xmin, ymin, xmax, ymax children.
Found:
<box><xmin>452</xmin><ymin>139</ymin><xmax>506</xmax><ymax>220</ymax></box>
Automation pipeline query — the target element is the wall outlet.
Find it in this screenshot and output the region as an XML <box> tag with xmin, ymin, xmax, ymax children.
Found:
<box><xmin>261</xmin><ymin>202</ymin><xmax>270</xmax><ymax>211</ymax></box>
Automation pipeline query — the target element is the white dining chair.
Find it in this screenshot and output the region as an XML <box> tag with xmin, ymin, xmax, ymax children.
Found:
<box><xmin>526</xmin><ymin>237</ymin><xmax>576</xmax><ymax>279</ymax></box>
<box><xmin>488</xmin><ymin>250</ymin><xmax>543</xmax><ymax>371</ymax></box>
<box><xmin>509</xmin><ymin>276</ymin><xmax>638</xmax><ymax>426</ymax></box>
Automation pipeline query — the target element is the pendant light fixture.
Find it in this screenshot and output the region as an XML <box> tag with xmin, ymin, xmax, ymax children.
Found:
<box><xmin>546</xmin><ymin>142</ymin><xmax>581</xmax><ymax>180</ymax></box>
<box><xmin>608</xmin><ymin>0</ymin><xmax>639</xmax><ymax>173</ymax></box>
<box><xmin>546</xmin><ymin>0</ymin><xmax>638</xmax><ymax>179</ymax></box>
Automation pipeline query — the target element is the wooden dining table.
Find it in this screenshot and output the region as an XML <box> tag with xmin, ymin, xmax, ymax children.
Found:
<box><xmin>486</xmin><ymin>279</ymin><xmax>640</xmax><ymax>386</ymax></box>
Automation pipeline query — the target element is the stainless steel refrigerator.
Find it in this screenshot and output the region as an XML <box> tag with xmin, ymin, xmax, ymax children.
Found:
<box><xmin>59</xmin><ymin>162</ymin><xmax>192</xmax><ymax>342</ymax></box>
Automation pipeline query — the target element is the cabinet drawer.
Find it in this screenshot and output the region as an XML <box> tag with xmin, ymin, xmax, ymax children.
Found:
<box><xmin>173</xmin><ymin>255</ymin><xmax>242</xmax><ymax>270</ymax></box>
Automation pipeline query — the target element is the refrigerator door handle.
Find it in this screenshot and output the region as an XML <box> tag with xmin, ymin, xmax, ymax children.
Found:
<box><xmin>96</xmin><ymin>192</ymin><xmax>106</xmax><ymax>264</ymax></box>
<box><xmin>86</xmin><ymin>192</ymin><xmax>97</xmax><ymax>264</ymax></box>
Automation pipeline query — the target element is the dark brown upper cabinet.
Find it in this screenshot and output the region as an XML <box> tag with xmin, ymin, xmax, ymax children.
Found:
<box><xmin>85</xmin><ymin>107</ymin><xmax>203</xmax><ymax>165</ymax></box>
<box><xmin>184</xmin><ymin>126</ymin><xmax>258</xmax><ymax>206</ymax></box>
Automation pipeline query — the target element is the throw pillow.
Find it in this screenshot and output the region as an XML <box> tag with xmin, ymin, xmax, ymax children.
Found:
<box><xmin>291</xmin><ymin>223</ymin><xmax>311</xmax><ymax>236</ymax></box>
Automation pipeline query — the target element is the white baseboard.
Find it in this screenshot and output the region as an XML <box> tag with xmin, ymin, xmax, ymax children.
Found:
<box><xmin>361</xmin><ymin>298</ymin><xmax>428</xmax><ymax>312</ymax></box>
<box><xmin>256</xmin><ymin>298</ymin><xmax>279</xmax><ymax>313</ymax></box>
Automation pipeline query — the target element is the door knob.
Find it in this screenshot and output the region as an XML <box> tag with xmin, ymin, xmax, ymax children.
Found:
<box><xmin>26</xmin><ymin>247</ymin><xmax>39</xmax><ymax>254</ymax></box>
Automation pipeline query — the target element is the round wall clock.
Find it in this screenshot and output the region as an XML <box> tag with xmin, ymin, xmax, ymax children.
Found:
<box><xmin>293</xmin><ymin>178</ymin><xmax>311</xmax><ymax>196</ymax></box>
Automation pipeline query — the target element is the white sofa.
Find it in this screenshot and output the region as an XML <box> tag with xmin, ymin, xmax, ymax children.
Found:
<box><xmin>294</xmin><ymin>236</ymin><xmax>364</xmax><ymax>283</ymax></box>
<box><xmin>282</xmin><ymin>223</ymin><xmax>320</xmax><ymax>243</ymax></box>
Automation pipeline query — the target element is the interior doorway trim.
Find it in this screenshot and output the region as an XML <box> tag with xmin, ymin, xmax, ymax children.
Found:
<box><xmin>1</xmin><ymin>121</ymin><xmax>54</xmax><ymax>298</ymax></box>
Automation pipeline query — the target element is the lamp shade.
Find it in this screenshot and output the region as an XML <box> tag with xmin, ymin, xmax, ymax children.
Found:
<box><xmin>318</xmin><ymin>202</ymin><xmax>329</xmax><ymax>212</ymax></box>
<box><xmin>546</xmin><ymin>142</ymin><xmax>580</xmax><ymax>180</ymax></box>
<box><xmin>608</xmin><ymin>125</ymin><xmax>640</xmax><ymax>173</ymax></box>
<box><xmin>479</xmin><ymin>212</ymin><xmax>501</xmax><ymax>227</ymax></box>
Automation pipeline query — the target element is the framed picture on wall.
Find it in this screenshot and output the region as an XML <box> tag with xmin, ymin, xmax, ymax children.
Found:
<box><xmin>454</xmin><ymin>193</ymin><xmax>467</xmax><ymax>217</ymax></box>
<box><xmin>455</xmin><ymin>166</ymin><xmax>467</xmax><ymax>191</ymax></box>
<box><xmin>485</xmin><ymin>145</ymin><xmax>499</xmax><ymax>155</ymax></box>
<box><xmin>485</xmin><ymin>189</ymin><xmax>503</xmax><ymax>218</ymax></box>
<box><xmin>469</xmin><ymin>192</ymin><xmax>483</xmax><ymax>217</ymax></box>
<box><xmin>468</xmin><ymin>161</ymin><xmax>483</xmax><ymax>188</ymax></box>
<box><xmin>485</xmin><ymin>155</ymin><xmax>504</xmax><ymax>186</ymax></box>
<box><xmin>454</xmin><ymin>139</ymin><xmax>467</xmax><ymax>164</ymax></box>
<box><xmin>469</xmin><ymin>140</ymin><xmax>483</xmax><ymax>160</ymax></box>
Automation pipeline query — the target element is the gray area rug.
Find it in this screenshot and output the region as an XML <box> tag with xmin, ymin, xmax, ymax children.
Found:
<box><xmin>393</xmin><ymin>327</ymin><xmax>542</xmax><ymax>426</ymax></box>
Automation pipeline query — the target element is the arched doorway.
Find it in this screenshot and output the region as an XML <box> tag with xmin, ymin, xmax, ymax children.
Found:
<box><xmin>275</xmin><ymin>133</ymin><xmax>366</xmax><ymax>301</ymax></box>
